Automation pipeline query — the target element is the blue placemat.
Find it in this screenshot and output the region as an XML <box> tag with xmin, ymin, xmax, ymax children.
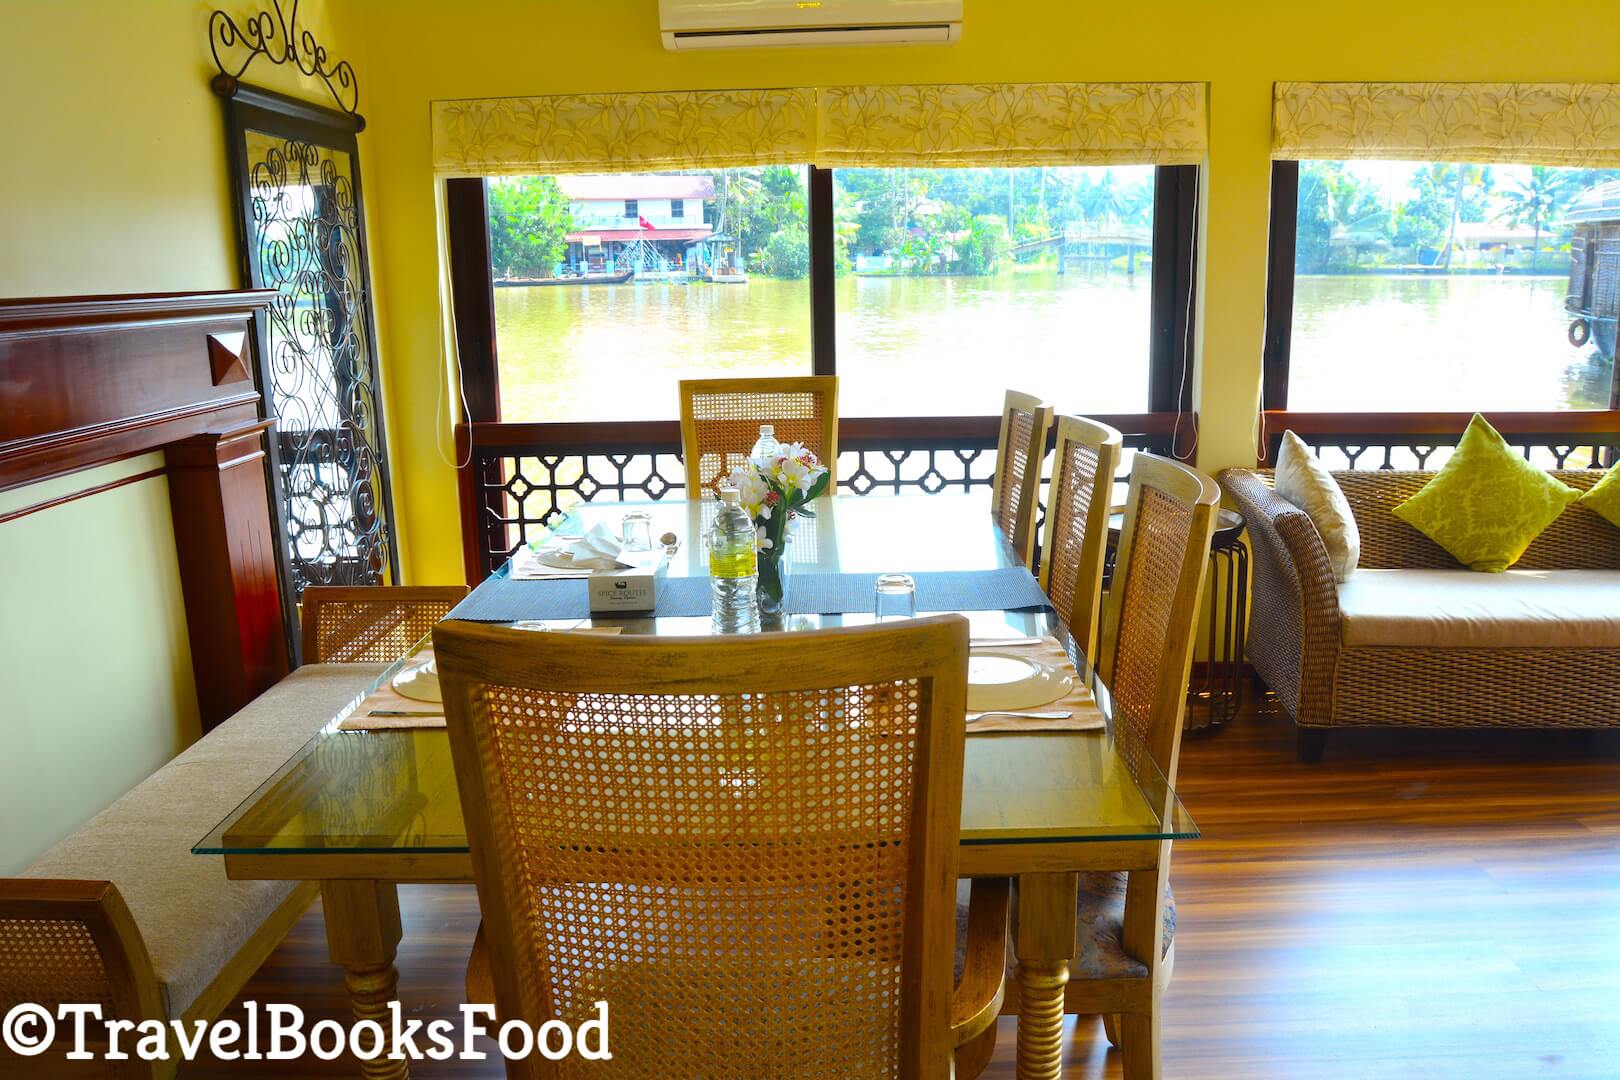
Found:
<box><xmin>448</xmin><ymin>567</ymin><xmax>1051</xmax><ymax>623</ymax></box>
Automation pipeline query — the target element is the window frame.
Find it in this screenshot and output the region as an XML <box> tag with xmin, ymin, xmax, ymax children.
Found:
<box><xmin>1262</xmin><ymin>158</ymin><xmax>1620</xmax><ymax>413</ymax></box>
<box><xmin>623</xmin><ymin>199</ymin><xmax>638</xmax><ymax>219</ymax></box>
<box><xmin>447</xmin><ymin>164</ymin><xmax>1200</xmax><ymax>428</ymax></box>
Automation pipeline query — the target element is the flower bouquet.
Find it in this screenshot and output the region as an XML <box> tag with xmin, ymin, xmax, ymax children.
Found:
<box><xmin>727</xmin><ymin>443</ymin><xmax>831</xmax><ymax>616</ymax></box>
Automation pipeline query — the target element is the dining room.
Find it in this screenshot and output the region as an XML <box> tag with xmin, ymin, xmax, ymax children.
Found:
<box><xmin>3</xmin><ymin>2</ymin><xmax>1620</xmax><ymax>1078</ymax></box>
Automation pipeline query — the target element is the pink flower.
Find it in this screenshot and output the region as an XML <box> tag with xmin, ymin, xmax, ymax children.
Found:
<box><xmin>765</xmin><ymin>490</ymin><xmax>781</xmax><ymax>504</ymax></box>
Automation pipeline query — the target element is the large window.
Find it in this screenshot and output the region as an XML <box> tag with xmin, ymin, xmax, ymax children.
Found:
<box><xmin>453</xmin><ymin>165</ymin><xmax>1197</xmax><ymax>426</ymax></box>
<box><xmin>1267</xmin><ymin>160</ymin><xmax>1620</xmax><ymax>412</ymax></box>
<box><xmin>482</xmin><ymin>169</ymin><xmax>812</xmax><ymax>422</ymax></box>
<box><xmin>831</xmin><ymin>166</ymin><xmax>1159</xmax><ymax>416</ymax></box>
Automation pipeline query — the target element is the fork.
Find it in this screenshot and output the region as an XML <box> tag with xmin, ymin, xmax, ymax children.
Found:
<box><xmin>965</xmin><ymin>709</ymin><xmax>1073</xmax><ymax>722</ymax></box>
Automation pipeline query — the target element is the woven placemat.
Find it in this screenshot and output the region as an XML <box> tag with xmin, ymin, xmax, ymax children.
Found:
<box><xmin>965</xmin><ymin>636</ymin><xmax>1105</xmax><ymax>733</ymax></box>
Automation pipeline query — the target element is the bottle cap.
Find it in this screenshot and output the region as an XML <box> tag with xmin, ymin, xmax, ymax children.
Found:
<box><xmin>759</xmin><ymin>424</ymin><xmax>774</xmax><ymax>437</ymax></box>
<box><xmin>719</xmin><ymin>486</ymin><xmax>741</xmax><ymax>505</ymax></box>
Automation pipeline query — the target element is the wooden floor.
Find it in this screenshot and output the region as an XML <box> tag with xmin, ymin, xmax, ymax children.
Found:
<box><xmin>188</xmin><ymin>697</ymin><xmax>1620</xmax><ymax>1077</ymax></box>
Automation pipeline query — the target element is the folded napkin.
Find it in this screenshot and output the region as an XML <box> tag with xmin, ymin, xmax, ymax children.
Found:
<box><xmin>514</xmin><ymin>522</ymin><xmax>631</xmax><ymax>579</ymax></box>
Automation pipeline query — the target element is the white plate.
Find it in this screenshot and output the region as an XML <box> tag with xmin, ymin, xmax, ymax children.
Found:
<box><xmin>966</xmin><ymin>651</ymin><xmax>1073</xmax><ymax>712</ymax></box>
<box><xmin>391</xmin><ymin>659</ymin><xmax>442</xmax><ymax>704</ymax></box>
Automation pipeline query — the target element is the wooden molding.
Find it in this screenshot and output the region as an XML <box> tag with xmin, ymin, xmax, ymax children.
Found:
<box><xmin>0</xmin><ymin>289</ymin><xmax>278</xmax><ymax>491</ymax></box>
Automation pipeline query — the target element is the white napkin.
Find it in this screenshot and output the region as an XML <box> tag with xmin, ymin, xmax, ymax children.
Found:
<box><xmin>535</xmin><ymin>523</ymin><xmax>629</xmax><ymax>571</ymax></box>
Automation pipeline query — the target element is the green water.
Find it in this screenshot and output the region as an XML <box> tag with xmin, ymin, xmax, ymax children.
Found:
<box><xmin>493</xmin><ymin>271</ymin><xmax>1612</xmax><ymax>421</ymax></box>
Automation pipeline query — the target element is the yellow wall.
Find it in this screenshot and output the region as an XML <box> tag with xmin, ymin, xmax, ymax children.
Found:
<box><xmin>0</xmin><ymin>0</ymin><xmax>363</xmax><ymax>872</ymax></box>
<box><xmin>345</xmin><ymin>0</ymin><xmax>1620</xmax><ymax>585</ymax></box>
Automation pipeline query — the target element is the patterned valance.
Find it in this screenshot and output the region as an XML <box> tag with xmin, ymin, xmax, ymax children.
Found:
<box><xmin>432</xmin><ymin>89</ymin><xmax>819</xmax><ymax>177</ymax></box>
<box><xmin>814</xmin><ymin>83</ymin><xmax>1206</xmax><ymax>167</ymax></box>
<box><xmin>1273</xmin><ymin>82</ymin><xmax>1620</xmax><ymax>166</ymax></box>
<box><xmin>432</xmin><ymin>82</ymin><xmax>1208</xmax><ymax>176</ymax></box>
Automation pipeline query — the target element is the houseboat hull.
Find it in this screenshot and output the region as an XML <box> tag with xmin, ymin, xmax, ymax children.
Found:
<box><xmin>495</xmin><ymin>269</ymin><xmax>635</xmax><ymax>288</ymax></box>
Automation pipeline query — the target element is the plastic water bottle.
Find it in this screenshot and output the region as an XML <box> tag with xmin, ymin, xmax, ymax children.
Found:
<box><xmin>749</xmin><ymin>424</ymin><xmax>781</xmax><ymax>469</ymax></box>
<box><xmin>709</xmin><ymin>487</ymin><xmax>760</xmax><ymax>634</ymax></box>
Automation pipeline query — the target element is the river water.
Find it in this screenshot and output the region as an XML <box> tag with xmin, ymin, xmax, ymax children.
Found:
<box><xmin>493</xmin><ymin>270</ymin><xmax>1612</xmax><ymax>422</ymax></box>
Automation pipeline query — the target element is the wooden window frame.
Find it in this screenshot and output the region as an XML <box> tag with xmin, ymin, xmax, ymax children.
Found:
<box><xmin>448</xmin><ymin>165</ymin><xmax>1200</xmax><ymax>427</ymax></box>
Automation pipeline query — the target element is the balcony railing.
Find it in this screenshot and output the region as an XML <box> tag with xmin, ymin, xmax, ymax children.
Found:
<box><xmin>1260</xmin><ymin>410</ymin><xmax>1620</xmax><ymax>471</ymax></box>
<box><xmin>454</xmin><ymin>413</ymin><xmax>1186</xmax><ymax>582</ymax></box>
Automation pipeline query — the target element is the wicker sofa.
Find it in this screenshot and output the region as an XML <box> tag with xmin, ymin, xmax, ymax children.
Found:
<box><xmin>1220</xmin><ymin>468</ymin><xmax>1620</xmax><ymax>761</ymax></box>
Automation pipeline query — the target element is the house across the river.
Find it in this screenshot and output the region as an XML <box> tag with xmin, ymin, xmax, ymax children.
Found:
<box><xmin>559</xmin><ymin>174</ymin><xmax>715</xmax><ymax>276</ymax></box>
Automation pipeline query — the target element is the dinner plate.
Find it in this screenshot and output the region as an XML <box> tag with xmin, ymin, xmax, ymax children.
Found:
<box><xmin>966</xmin><ymin>650</ymin><xmax>1073</xmax><ymax>712</ymax></box>
<box><xmin>391</xmin><ymin>658</ymin><xmax>442</xmax><ymax>704</ymax></box>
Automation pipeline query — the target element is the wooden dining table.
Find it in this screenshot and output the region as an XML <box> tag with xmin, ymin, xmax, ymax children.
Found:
<box><xmin>195</xmin><ymin>493</ymin><xmax>1195</xmax><ymax>1080</ymax></box>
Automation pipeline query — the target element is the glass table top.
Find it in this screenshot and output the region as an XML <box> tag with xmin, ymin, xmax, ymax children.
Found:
<box><xmin>196</xmin><ymin>494</ymin><xmax>1196</xmax><ymax>858</ymax></box>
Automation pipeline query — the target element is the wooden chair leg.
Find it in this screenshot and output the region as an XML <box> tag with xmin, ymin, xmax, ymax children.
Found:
<box><xmin>1120</xmin><ymin>1010</ymin><xmax>1162</xmax><ymax>1080</ymax></box>
<box><xmin>1297</xmin><ymin>728</ymin><xmax>1329</xmax><ymax>763</ymax></box>
<box><xmin>953</xmin><ymin>1021</ymin><xmax>998</xmax><ymax>1079</ymax></box>
<box><xmin>1102</xmin><ymin>1012</ymin><xmax>1122</xmax><ymax>1047</ymax></box>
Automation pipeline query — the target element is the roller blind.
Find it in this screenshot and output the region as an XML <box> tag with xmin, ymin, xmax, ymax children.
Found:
<box><xmin>1273</xmin><ymin>81</ymin><xmax>1620</xmax><ymax>166</ymax></box>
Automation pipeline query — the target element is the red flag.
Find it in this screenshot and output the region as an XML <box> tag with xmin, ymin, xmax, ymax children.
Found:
<box><xmin>638</xmin><ymin>215</ymin><xmax>655</xmax><ymax>230</ymax></box>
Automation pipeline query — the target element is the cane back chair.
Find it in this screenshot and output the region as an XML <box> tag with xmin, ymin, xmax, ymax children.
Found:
<box><xmin>436</xmin><ymin>616</ymin><xmax>1010</xmax><ymax>1079</ymax></box>
<box><xmin>1038</xmin><ymin>415</ymin><xmax>1124</xmax><ymax>663</ymax></box>
<box><xmin>991</xmin><ymin>390</ymin><xmax>1055</xmax><ymax>570</ymax></box>
<box><xmin>679</xmin><ymin>376</ymin><xmax>839</xmax><ymax>499</ymax></box>
<box><xmin>1001</xmin><ymin>453</ymin><xmax>1217</xmax><ymax>1079</ymax></box>
<box><xmin>0</xmin><ymin>880</ymin><xmax>168</xmax><ymax>1077</ymax></box>
<box><xmin>300</xmin><ymin>585</ymin><xmax>469</xmax><ymax>664</ymax></box>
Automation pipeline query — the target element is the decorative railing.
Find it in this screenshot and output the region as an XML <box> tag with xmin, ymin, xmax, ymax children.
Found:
<box><xmin>455</xmin><ymin>414</ymin><xmax>1185</xmax><ymax>582</ymax></box>
<box><xmin>1260</xmin><ymin>411</ymin><xmax>1620</xmax><ymax>471</ymax></box>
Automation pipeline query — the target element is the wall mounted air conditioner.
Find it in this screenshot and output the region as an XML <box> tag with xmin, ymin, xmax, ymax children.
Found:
<box><xmin>660</xmin><ymin>0</ymin><xmax>962</xmax><ymax>50</ymax></box>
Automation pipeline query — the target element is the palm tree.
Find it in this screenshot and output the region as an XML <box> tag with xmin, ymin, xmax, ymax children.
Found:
<box><xmin>1497</xmin><ymin>166</ymin><xmax>1569</xmax><ymax>272</ymax></box>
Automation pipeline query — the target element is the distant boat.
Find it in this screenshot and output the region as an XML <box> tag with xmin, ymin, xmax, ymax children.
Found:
<box><xmin>1564</xmin><ymin>180</ymin><xmax>1620</xmax><ymax>362</ymax></box>
<box><xmin>704</xmin><ymin>270</ymin><xmax>748</xmax><ymax>284</ymax></box>
<box><xmin>495</xmin><ymin>269</ymin><xmax>634</xmax><ymax>288</ymax></box>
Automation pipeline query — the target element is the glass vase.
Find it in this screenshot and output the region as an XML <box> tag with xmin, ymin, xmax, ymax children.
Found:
<box><xmin>757</xmin><ymin>544</ymin><xmax>790</xmax><ymax>624</ymax></box>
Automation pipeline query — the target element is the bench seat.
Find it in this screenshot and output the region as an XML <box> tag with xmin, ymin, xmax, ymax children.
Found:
<box><xmin>1337</xmin><ymin>569</ymin><xmax>1620</xmax><ymax>650</ymax></box>
<box><xmin>20</xmin><ymin>663</ymin><xmax>385</xmax><ymax>1021</ymax></box>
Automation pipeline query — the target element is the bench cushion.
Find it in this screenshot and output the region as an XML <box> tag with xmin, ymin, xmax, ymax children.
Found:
<box><xmin>23</xmin><ymin>663</ymin><xmax>386</xmax><ymax>1019</ymax></box>
<box><xmin>1338</xmin><ymin>569</ymin><xmax>1620</xmax><ymax>650</ymax></box>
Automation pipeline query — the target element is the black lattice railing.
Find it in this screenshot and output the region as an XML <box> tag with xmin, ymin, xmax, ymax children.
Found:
<box><xmin>456</xmin><ymin>415</ymin><xmax>1182</xmax><ymax>581</ymax></box>
<box><xmin>1261</xmin><ymin>411</ymin><xmax>1620</xmax><ymax>472</ymax></box>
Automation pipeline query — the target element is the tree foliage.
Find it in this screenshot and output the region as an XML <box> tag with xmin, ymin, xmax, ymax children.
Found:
<box><xmin>486</xmin><ymin>177</ymin><xmax>573</xmax><ymax>280</ymax></box>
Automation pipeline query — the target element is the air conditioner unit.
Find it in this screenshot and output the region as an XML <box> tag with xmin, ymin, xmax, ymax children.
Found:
<box><xmin>660</xmin><ymin>0</ymin><xmax>962</xmax><ymax>50</ymax></box>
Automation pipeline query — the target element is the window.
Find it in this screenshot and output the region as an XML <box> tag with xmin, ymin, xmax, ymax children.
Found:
<box><xmin>454</xmin><ymin>165</ymin><xmax>1196</xmax><ymax>425</ymax></box>
<box><xmin>831</xmin><ymin>166</ymin><xmax>1163</xmax><ymax>416</ymax></box>
<box><xmin>1266</xmin><ymin>160</ymin><xmax>1620</xmax><ymax>412</ymax></box>
<box><xmin>479</xmin><ymin>170</ymin><xmax>812</xmax><ymax>423</ymax></box>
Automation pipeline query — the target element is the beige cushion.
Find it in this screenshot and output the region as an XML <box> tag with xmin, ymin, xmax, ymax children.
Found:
<box><xmin>1275</xmin><ymin>430</ymin><xmax>1360</xmax><ymax>582</ymax></box>
<box><xmin>1337</xmin><ymin>569</ymin><xmax>1620</xmax><ymax>650</ymax></box>
<box><xmin>24</xmin><ymin>663</ymin><xmax>386</xmax><ymax>1020</ymax></box>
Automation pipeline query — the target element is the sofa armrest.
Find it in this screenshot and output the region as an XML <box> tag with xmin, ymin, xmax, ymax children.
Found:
<box><xmin>1218</xmin><ymin>469</ymin><xmax>1342</xmax><ymax>725</ymax></box>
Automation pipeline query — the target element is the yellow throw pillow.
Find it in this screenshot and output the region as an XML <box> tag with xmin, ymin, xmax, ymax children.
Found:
<box><xmin>1580</xmin><ymin>462</ymin><xmax>1620</xmax><ymax>529</ymax></box>
<box><xmin>1391</xmin><ymin>414</ymin><xmax>1580</xmax><ymax>572</ymax></box>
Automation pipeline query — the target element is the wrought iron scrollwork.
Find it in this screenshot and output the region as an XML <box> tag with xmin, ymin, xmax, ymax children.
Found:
<box><xmin>210</xmin><ymin>0</ymin><xmax>358</xmax><ymax>115</ymax></box>
<box><xmin>246</xmin><ymin>130</ymin><xmax>393</xmax><ymax>592</ymax></box>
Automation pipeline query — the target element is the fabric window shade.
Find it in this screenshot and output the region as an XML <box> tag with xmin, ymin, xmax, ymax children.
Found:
<box><xmin>432</xmin><ymin>88</ymin><xmax>819</xmax><ymax>178</ymax></box>
<box><xmin>1273</xmin><ymin>81</ymin><xmax>1620</xmax><ymax>166</ymax></box>
<box><xmin>431</xmin><ymin>82</ymin><xmax>1208</xmax><ymax>176</ymax></box>
<box><xmin>814</xmin><ymin>82</ymin><xmax>1207</xmax><ymax>168</ymax></box>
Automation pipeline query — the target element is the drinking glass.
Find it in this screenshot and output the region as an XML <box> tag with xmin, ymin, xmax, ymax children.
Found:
<box><xmin>873</xmin><ymin>573</ymin><xmax>917</xmax><ymax>623</ymax></box>
<box><xmin>620</xmin><ymin>510</ymin><xmax>654</xmax><ymax>552</ymax></box>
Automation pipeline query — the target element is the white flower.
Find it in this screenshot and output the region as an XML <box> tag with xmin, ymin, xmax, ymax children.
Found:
<box><xmin>727</xmin><ymin>464</ymin><xmax>771</xmax><ymax>519</ymax></box>
<box><xmin>755</xmin><ymin>525</ymin><xmax>774</xmax><ymax>551</ymax></box>
<box><xmin>773</xmin><ymin>442</ymin><xmax>818</xmax><ymax>494</ymax></box>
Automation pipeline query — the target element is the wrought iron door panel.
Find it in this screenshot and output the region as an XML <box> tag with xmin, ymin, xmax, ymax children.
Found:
<box><xmin>219</xmin><ymin>80</ymin><xmax>399</xmax><ymax>630</ymax></box>
<box><xmin>243</xmin><ymin>128</ymin><xmax>391</xmax><ymax>590</ymax></box>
